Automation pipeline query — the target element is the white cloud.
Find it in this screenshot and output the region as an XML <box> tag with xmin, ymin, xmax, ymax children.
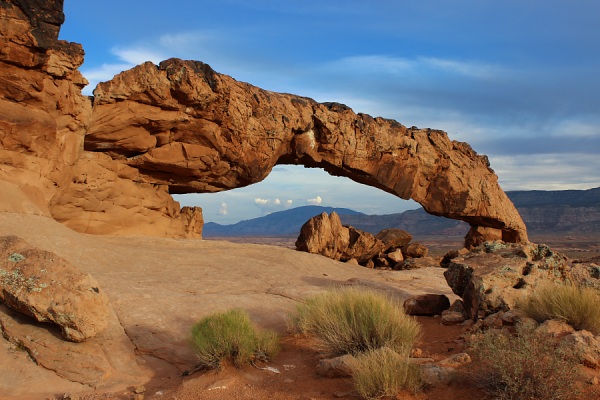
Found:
<box><xmin>274</xmin><ymin>198</ymin><xmax>281</xmax><ymax>205</ymax></box>
<box><xmin>286</xmin><ymin>199</ymin><xmax>293</xmax><ymax>206</ymax></box>
<box><xmin>218</xmin><ymin>202</ymin><xmax>228</xmax><ymax>215</ymax></box>
<box><xmin>306</xmin><ymin>195</ymin><xmax>323</xmax><ymax>205</ymax></box>
<box><xmin>254</xmin><ymin>198</ymin><xmax>269</xmax><ymax>205</ymax></box>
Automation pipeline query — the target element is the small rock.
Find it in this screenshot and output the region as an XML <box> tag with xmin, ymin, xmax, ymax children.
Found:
<box><xmin>590</xmin><ymin>376</ymin><xmax>599</xmax><ymax>385</ymax></box>
<box><xmin>438</xmin><ymin>353</ymin><xmax>471</xmax><ymax>369</ymax></box>
<box><xmin>284</xmin><ymin>378</ymin><xmax>294</xmax><ymax>383</ymax></box>
<box><xmin>441</xmin><ymin>311</ymin><xmax>466</xmax><ymax>325</ymax></box>
<box><xmin>499</xmin><ymin>309</ymin><xmax>527</xmax><ymax>325</ymax></box>
<box><xmin>411</xmin><ymin>347</ymin><xmax>423</xmax><ymax>358</ymax></box>
<box><xmin>345</xmin><ymin>258</ymin><xmax>359</xmax><ymax>265</ymax></box>
<box><xmin>420</xmin><ymin>364</ymin><xmax>454</xmax><ymax>386</ymax></box>
<box><xmin>133</xmin><ymin>394</ymin><xmax>144</xmax><ymax>400</ymax></box>
<box><xmin>207</xmin><ymin>377</ymin><xmax>236</xmax><ymax>391</ymax></box>
<box><xmin>134</xmin><ymin>386</ymin><xmax>146</xmax><ymax>394</ymax></box>
<box><xmin>535</xmin><ymin>320</ymin><xmax>575</xmax><ymax>338</ymax></box>
<box><xmin>404</xmin><ymin>294</ymin><xmax>450</xmax><ymax>316</ymax></box>
<box><xmin>316</xmin><ymin>354</ymin><xmax>356</xmax><ymax>378</ymax></box>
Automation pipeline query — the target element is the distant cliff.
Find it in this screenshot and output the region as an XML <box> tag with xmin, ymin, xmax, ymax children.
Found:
<box><xmin>203</xmin><ymin>187</ymin><xmax>600</xmax><ymax>237</ymax></box>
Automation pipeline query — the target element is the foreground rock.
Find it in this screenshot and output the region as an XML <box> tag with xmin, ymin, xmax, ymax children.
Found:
<box><xmin>0</xmin><ymin>1</ymin><xmax>527</xmax><ymax>244</ymax></box>
<box><xmin>0</xmin><ymin>235</ymin><xmax>110</xmax><ymax>342</ymax></box>
<box><xmin>444</xmin><ymin>241</ymin><xmax>600</xmax><ymax>319</ymax></box>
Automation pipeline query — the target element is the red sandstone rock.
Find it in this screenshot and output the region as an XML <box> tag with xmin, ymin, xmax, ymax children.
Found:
<box><xmin>0</xmin><ymin>235</ymin><xmax>110</xmax><ymax>342</ymax></box>
<box><xmin>295</xmin><ymin>212</ymin><xmax>384</xmax><ymax>263</ymax></box>
<box><xmin>0</xmin><ymin>0</ymin><xmax>528</xmax><ymax>246</ymax></box>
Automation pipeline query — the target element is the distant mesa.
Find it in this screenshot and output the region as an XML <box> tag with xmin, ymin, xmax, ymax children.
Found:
<box><xmin>0</xmin><ymin>0</ymin><xmax>527</xmax><ymax>247</ymax></box>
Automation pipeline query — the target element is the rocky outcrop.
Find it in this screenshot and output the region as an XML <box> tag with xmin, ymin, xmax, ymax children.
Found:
<box><xmin>295</xmin><ymin>212</ymin><xmax>384</xmax><ymax>263</ymax></box>
<box><xmin>444</xmin><ymin>241</ymin><xmax>600</xmax><ymax>320</ymax></box>
<box><xmin>0</xmin><ymin>235</ymin><xmax>110</xmax><ymax>342</ymax></box>
<box><xmin>0</xmin><ymin>1</ymin><xmax>527</xmax><ymax>245</ymax></box>
<box><xmin>0</xmin><ymin>0</ymin><xmax>202</xmax><ymax>238</ymax></box>
<box><xmin>296</xmin><ymin>212</ymin><xmax>431</xmax><ymax>269</ymax></box>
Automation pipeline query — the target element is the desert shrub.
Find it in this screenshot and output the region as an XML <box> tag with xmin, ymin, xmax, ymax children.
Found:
<box><xmin>469</xmin><ymin>323</ymin><xmax>580</xmax><ymax>400</ymax></box>
<box><xmin>519</xmin><ymin>282</ymin><xmax>600</xmax><ymax>334</ymax></box>
<box><xmin>353</xmin><ymin>347</ymin><xmax>421</xmax><ymax>399</ymax></box>
<box><xmin>190</xmin><ymin>309</ymin><xmax>279</xmax><ymax>369</ymax></box>
<box><xmin>291</xmin><ymin>286</ymin><xmax>420</xmax><ymax>356</ymax></box>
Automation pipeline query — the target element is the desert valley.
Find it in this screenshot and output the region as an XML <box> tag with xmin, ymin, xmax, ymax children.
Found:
<box><xmin>1</xmin><ymin>1</ymin><xmax>600</xmax><ymax>400</ymax></box>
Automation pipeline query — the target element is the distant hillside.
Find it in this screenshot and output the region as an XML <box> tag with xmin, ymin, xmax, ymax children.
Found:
<box><xmin>202</xmin><ymin>187</ymin><xmax>600</xmax><ymax>237</ymax></box>
<box><xmin>508</xmin><ymin>187</ymin><xmax>600</xmax><ymax>234</ymax></box>
<box><xmin>203</xmin><ymin>206</ymin><xmax>362</xmax><ymax>237</ymax></box>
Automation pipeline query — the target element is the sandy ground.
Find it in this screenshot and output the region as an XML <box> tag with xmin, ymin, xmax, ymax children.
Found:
<box><xmin>0</xmin><ymin>212</ymin><xmax>461</xmax><ymax>399</ymax></box>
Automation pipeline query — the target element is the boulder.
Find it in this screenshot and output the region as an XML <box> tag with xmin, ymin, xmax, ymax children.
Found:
<box><xmin>386</xmin><ymin>248</ymin><xmax>404</xmax><ymax>263</ymax></box>
<box><xmin>375</xmin><ymin>229</ymin><xmax>412</xmax><ymax>251</ymax></box>
<box><xmin>443</xmin><ymin>241</ymin><xmax>598</xmax><ymax>320</ymax></box>
<box><xmin>403</xmin><ymin>242</ymin><xmax>429</xmax><ymax>258</ymax></box>
<box><xmin>403</xmin><ymin>294</ymin><xmax>450</xmax><ymax>316</ymax></box>
<box><xmin>0</xmin><ymin>235</ymin><xmax>110</xmax><ymax>342</ymax></box>
<box><xmin>295</xmin><ymin>212</ymin><xmax>384</xmax><ymax>263</ymax></box>
<box><xmin>316</xmin><ymin>354</ymin><xmax>356</xmax><ymax>378</ymax></box>
<box><xmin>562</xmin><ymin>330</ymin><xmax>600</xmax><ymax>368</ymax></box>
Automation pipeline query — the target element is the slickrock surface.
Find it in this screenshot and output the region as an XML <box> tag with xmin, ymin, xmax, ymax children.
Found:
<box><xmin>0</xmin><ymin>211</ymin><xmax>457</xmax><ymax>399</ymax></box>
<box><xmin>0</xmin><ymin>0</ymin><xmax>527</xmax><ymax>245</ymax></box>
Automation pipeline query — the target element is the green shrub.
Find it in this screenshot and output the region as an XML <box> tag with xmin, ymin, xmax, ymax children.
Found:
<box><xmin>190</xmin><ymin>309</ymin><xmax>279</xmax><ymax>369</ymax></box>
<box><xmin>520</xmin><ymin>282</ymin><xmax>600</xmax><ymax>334</ymax></box>
<box><xmin>353</xmin><ymin>347</ymin><xmax>421</xmax><ymax>399</ymax></box>
<box><xmin>291</xmin><ymin>286</ymin><xmax>420</xmax><ymax>357</ymax></box>
<box><xmin>469</xmin><ymin>323</ymin><xmax>580</xmax><ymax>400</ymax></box>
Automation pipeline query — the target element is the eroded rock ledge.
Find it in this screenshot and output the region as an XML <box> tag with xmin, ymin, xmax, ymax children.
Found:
<box><xmin>0</xmin><ymin>0</ymin><xmax>528</xmax><ymax>246</ymax></box>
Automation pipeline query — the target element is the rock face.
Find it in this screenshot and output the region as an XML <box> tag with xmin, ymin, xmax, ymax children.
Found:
<box><xmin>0</xmin><ymin>0</ymin><xmax>202</xmax><ymax>238</ymax></box>
<box><xmin>0</xmin><ymin>235</ymin><xmax>110</xmax><ymax>342</ymax></box>
<box><xmin>0</xmin><ymin>1</ymin><xmax>528</xmax><ymax>245</ymax></box>
<box><xmin>444</xmin><ymin>241</ymin><xmax>600</xmax><ymax>320</ymax></box>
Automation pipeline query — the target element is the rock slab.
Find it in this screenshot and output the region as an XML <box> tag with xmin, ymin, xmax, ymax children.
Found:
<box><xmin>0</xmin><ymin>235</ymin><xmax>110</xmax><ymax>342</ymax></box>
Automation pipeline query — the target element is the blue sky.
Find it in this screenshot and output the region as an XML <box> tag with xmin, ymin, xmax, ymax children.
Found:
<box><xmin>60</xmin><ymin>1</ymin><xmax>600</xmax><ymax>224</ymax></box>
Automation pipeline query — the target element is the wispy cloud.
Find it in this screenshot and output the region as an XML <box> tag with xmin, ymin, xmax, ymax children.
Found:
<box><xmin>218</xmin><ymin>202</ymin><xmax>228</xmax><ymax>215</ymax></box>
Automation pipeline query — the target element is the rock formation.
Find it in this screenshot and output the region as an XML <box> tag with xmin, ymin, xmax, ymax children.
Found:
<box><xmin>296</xmin><ymin>211</ymin><xmax>431</xmax><ymax>269</ymax></box>
<box><xmin>0</xmin><ymin>0</ymin><xmax>528</xmax><ymax>246</ymax></box>
<box><xmin>0</xmin><ymin>234</ymin><xmax>142</xmax><ymax>387</ymax></box>
<box><xmin>0</xmin><ymin>0</ymin><xmax>202</xmax><ymax>238</ymax></box>
<box><xmin>444</xmin><ymin>241</ymin><xmax>600</xmax><ymax>320</ymax></box>
<box><xmin>0</xmin><ymin>235</ymin><xmax>110</xmax><ymax>342</ymax></box>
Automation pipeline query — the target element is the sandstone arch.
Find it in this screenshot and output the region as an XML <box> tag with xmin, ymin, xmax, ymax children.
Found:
<box><xmin>0</xmin><ymin>1</ymin><xmax>527</xmax><ymax>246</ymax></box>
<box><xmin>74</xmin><ymin>58</ymin><xmax>527</xmax><ymax>245</ymax></box>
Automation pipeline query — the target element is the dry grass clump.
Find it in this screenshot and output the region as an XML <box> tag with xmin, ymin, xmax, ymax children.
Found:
<box><xmin>353</xmin><ymin>347</ymin><xmax>421</xmax><ymax>399</ymax></box>
<box><xmin>520</xmin><ymin>282</ymin><xmax>600</xmax><ymax>334</ymax></box>
<box><xmin>469</xmin><ymin>323</ymin><xmax>580</xmax><ymax>400</ymax></box>
<box><xmin>291</xmin><ymin>286</ymin><xmax>420</xmax><ymax>357</ymax></box>
<box><xmin>190</xmin><ymin>309</ymin><xmax>279</xmax><ymax>370</ymax></box>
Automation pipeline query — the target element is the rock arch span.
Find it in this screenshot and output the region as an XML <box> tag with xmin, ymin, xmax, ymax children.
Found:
<box><xmin>75</xmin><ymin>58</ymin><xmax>527</xmax><ymax>246</ymax></box>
